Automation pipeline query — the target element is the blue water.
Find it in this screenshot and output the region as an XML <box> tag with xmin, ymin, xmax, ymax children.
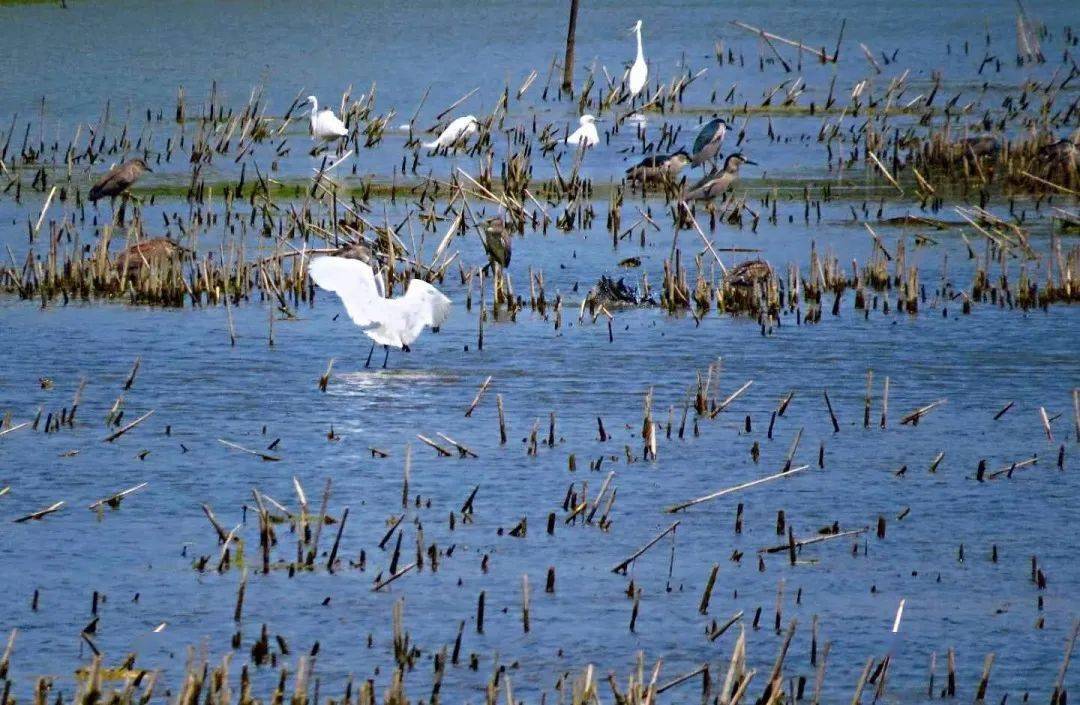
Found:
<box><xmin>1</xmin><ymin>1</ymin><xmax>1079</xmax><ymax>703</ymax></box>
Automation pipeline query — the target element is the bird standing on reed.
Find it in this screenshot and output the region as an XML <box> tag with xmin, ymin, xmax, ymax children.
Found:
<box><xmin>690</xmin><ymin>118</ymin><xmax>728</xmax><ymax>168</ymax></box>
<box><xmin>88</xmin><ymin>158</ymin><xmax>151</xmax><ymax>203</ymax></box>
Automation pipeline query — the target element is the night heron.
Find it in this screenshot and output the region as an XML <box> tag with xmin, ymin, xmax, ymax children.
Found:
<box><xmin>625</xmin><ymin>150</ymin><xmax>691</xmax><ymax>182</ymax></box>
<box><xmin>684</xmin><ymin>153</ymin><xmax>756</xmax><ymax>201</ymax></box>
<box><xmin>481</xmin><ymin>217</ymin><xmax>512</xmax><ymax>270</ymax></box>
<box><xmin>309</xmin><ymin>256</ymin><xmax>451</xmax><ymax>368</ymax></box>
<box><xmin>423</xmin><ymin>115</ymin><xmax>479</xmax><ymax>150</ymax></box>
<box><xmin>565</xmin><ymin>114</ymin><xmax>600</xmax><ymax>148</ymax></box>
<box><xmin>306</xmin><ymin>96</ymin><xmax>348</xmax><ymax>142</ymax></box>
<box><xmin>958</xmin><ymin>135</ymin><xmax>999</xmax><ymax>158</ymax></box>
<box><xmin>627</xmin><ymin>20</ymin><xmax>648</xmax><ymax>98</ymax></box>
<box><xmin>1038</xmin><ymin>138</ymin><xmax>1080</xmax><ymax>171</ymax></box>
<box><xmin>114</xmin><ymin>237</ymin><xmax>188</xmax><ymax>275</ymax></box>
<box><xmin>88</xmin><ymin>158</ymin><xmax>151</xmax><ymax>203</ymax></box>
<box><xmin>726</xmin><ymin>259</ymin><xmax>773</xmax><ymax>287</ymax></box>
<box><xmin>690</xmin><ymin>118</ymin><xmax>728</xmax><ymax>168</ymax></box>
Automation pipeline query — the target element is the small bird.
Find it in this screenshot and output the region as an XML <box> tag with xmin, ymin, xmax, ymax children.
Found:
<box><xmin>309</xmin><ymin>256</ymin><xmax>451</xmax><ymax>368</ymax></box>
<box><xmin>88</xmin><ymin>158</ymin><xmax>151</xmax><ymax>203</ymax></box>
<box><xmin>625</xmin><ymin>150</ymin><xmax>691</xmax><ymax>182</ymax></box>
<box><xmin>690</xmin><ymin>118</ymin><xmax>728</xmax><ymax>168</ymax></box>
<box><xmin>482</xmin><ymin>217</ymin><xmax>512</xmax><ymax>270</ymax></box>
<box><xmin>306</xmin><ymin>96</ymin><xmax>348</xmax><ymax>142</ymax></box>
<box><xmin>565</xmin><ymin>114</ymin><xmax>600</xmax><ymax>148</ymax></box>
<box><xmin>627</xmin><ymin>20</ymin><xmax>648</xmax><ymax>99</ymax></box>
<box><xmin>423</xmin><ymin>115</ymin><xmax>479</xmax><ymax>150</ymax></box>
<box><xmin>684</xmin><ymin>153</ymin><xmax>756</xmax><ymax>201</ymax></box>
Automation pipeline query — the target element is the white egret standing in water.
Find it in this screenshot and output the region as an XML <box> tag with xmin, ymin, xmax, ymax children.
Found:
<box><xmin>565</xmin><ymin>114</ymin><xmax>600</xmax><ymax>148</ymax></box>
<box><xmin>627</xmin><ymin>20</ymin><xmax>648</xmax><ymax>99</ymax></box>
<box><xmin>306</xmin><ymin>96</ymin><xmax>348</xmax><ymax>142</ymax></box>
<box><xmin>309</xmin><ymin>256</ymin><xmax>452</xmax><ymax>368</ymax></box>
<box><xmin>423</xmin><ymin>115</ymin><xmax>479</xmax><ymax>150</ymax></box>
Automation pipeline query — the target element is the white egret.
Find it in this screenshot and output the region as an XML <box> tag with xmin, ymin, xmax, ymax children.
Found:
<box><xmin>309</xmin><ymin>256</ymin><xmax>452</xmax><ymax>368</ymax></box>
<box><xmin>423</xmin><ymin>115</ymin><xmax>479</xmax><ymax>150</ymax></box>
<box><xmin>306</xmin><ymin>96</ymin><xmax>348</xmax><ymax>142</ymax></box>
<box><xmin>627</xmin><ymin>20</ymin><xmax>648</xmax><ymax>99</ymax></box>
<box><xmin>565</xmin><ymin>114</ymin><xmax>600</xmax><ymax>148</ymax></box>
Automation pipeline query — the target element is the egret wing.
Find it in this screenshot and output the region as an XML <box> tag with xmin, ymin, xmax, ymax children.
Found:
<box><xmin>309</xmin><ymin>256</ymin><xmax>382</xmax><ymax>327</ymax></box>
<box><xmin>404</xmin><ymin>278</ymin><xmax>452</xmax><ymax>329</ymax></box>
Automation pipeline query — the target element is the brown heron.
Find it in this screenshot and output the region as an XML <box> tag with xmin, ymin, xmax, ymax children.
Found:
<box><xmin>114</xmin><ymin>237</ymin><xmax>189</xmax><ymax>276</ymax></box>
<box><xmin>625</xmin><ymin>150</ymin><xmax>691</xmax><ymax>182</ymax></box>
<box><xmin>684</xmin><ymin>153</ymin><xmax>756</xmax><ymax>201</ymax></box>
<box><xmin>89</xmin><ymin>158</ymin><xmax>151</xmax><ymax>203</ymax></box>
<box><xmin>726</xmin><ymin>259</ymin><xmax>773</xmax><ymax>287</ymax></box>
<box><xmin>481</xmin><ymin>217</ymin><xmax>512</xmax><ymax>270</ymax></box>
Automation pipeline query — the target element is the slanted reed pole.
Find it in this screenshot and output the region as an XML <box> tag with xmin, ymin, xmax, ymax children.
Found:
<box><xmin>562</xmin><ymin>0</ymin><xmax>580</xmax><ymax>93</ymax></box>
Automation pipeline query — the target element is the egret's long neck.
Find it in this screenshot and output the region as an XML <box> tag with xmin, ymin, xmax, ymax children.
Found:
<box><xmin>310</xmin><ymin>99</ymin><xmax>318</xmax><ymax>116</ymax></box>
<box><xmin>635</xmin><ymin>27</ymin><xmax>644</xmax><ymax>62</ymax></box>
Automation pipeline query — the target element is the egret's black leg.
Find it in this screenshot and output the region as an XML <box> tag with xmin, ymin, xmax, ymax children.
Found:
<box><xmin>382</xmin><ymin>345</ymin><xmax>390</xmax><ymax>369</ymax></box>
<box><xmin>403</xmin><ymin>344</ymin><xmax>411</xmax><ymax>353</ymax></box>
<box><xmin>364</xmin><ymin>343</ymin><xmax>374</xmax><ymax>368</ymax></box>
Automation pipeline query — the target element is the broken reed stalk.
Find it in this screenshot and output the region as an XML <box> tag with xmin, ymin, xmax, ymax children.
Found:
<box><xmin>218</xmin><ymin>438</ymin><xmax>280</xmax><ymax>462</ymax></box>
<box><xmin>900</xmin><ymin>399</ymin><xmax>946</xmax><ymax>426</ymax></box>
<box><xmin>759</xmin><ymin>527</ymin><xmax>868</xmax><ymax>554</ymax></box>
<box><xmin>465</xmin><ymin>375</ymin><xmax>492</xmax><ymax>417</ymax></box>
<box><xmin>88</xmin><ymin>482</ymin><xmax>148</xmax><ymax>511</ymax></box>
<box><xmin>373</xmin><ymin>562</ymin><xmax>416</xmax><ymax>591</ymax></box>
<box><xmin>561</xmin><ymin>0</ymin><xmax>580</xmax><ymax>93</ymax></box>
<box><xmin>612</xmin><ymin>521</ymin><xmax>680</xmax><ymax>573</ymax></box>
<box><xmin>13</xmin><ymin>501</ymin><xmax>65</xmax><ymax>523</ymax></box>
<box><xmin>667</xmin><ymin>465</ymin><xmax>809</xmax><ymax>513</ymax></box>
<box><xmin>103</xmin><ymin>409</ymin><xmax>155</xmax><ymax>442</ymax></box>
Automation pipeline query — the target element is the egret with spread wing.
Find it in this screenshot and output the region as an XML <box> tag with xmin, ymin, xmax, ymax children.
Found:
<box><xmin>309</xmin><ymin>256</ymin><xmax>451</xmax><ymax>368</ymax></box>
